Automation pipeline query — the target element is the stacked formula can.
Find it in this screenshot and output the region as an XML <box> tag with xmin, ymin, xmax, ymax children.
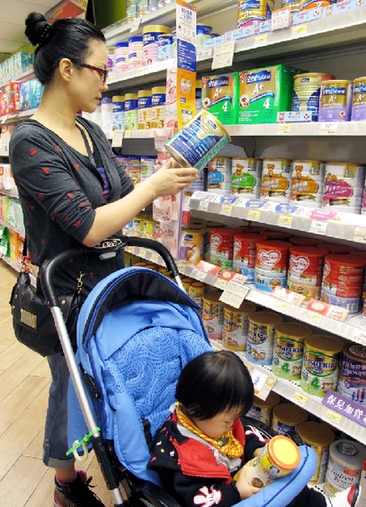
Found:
<box><xmin>207</xmin><ymin>157</ymin><xmax>232</xmax><ymax>195</ymax></box>
<box><xmin>254</xmin><ymin>240</ymin><xmax>290</xmax><ymax>292</ymax></box>
<box><xmin>292</xmin><ymin>73</ymin><xmax>334</xmax><ymax>121</ymax></box>
<box><xmin>231</xmin><ymin>157</ymin><xmax>262</xmax><ymax>197</ymax></box>
<box><xmin>319</xmin><ymin>80</ymin><xmax>354</xmax><ymax>122</ymax></box>
<box><xmin>290</xmin><ymin>160</ymin><xmax>325</xmax><ymax>207</ymax></box>
<box><xmin>323</xmin><ymin>163</ymin><xmax>366</xmax><ymax>214</ymax></box>
<box><xmin>260</xmin><ymin>159</ymin><xmax>292</xmax><ymax>203</ymax></box>
<box><xmin>237</xmin><ymin>0</ymin><xmax>274</xmax><ymax>27</ymax></box>
<box><xmin>233</xmin><ymin>232</ymin><xmax>268</xmax><ymax>283</ymax></box>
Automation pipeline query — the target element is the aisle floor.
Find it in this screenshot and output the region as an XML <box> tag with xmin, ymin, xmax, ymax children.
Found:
<box><xmin>0</xmin><ymin>260</ymin><xmax>113</xmax><ymax>506</ymax></box>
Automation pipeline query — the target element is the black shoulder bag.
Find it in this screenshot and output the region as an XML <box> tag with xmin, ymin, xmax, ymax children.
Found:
<box><xmin>9</xmin><ymin>241</ymin><xmax>84</xmax><ymax>357</ymax></box>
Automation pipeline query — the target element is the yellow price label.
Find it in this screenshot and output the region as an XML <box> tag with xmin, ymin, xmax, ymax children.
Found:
<box><xmin>151</xmin><ymin>254</ymin><xmax>159</xmax><ymax>262</ymax></box>
<box><xmin>325</xmin><ymin>409</ymin><xmax>342</xmax><ymax>424</ymax></box>
<box><xmin>221</xmin><ymin>204</ymin><xmax>233</xmax><ymax>216</ymax></box>
<box><xmin>293</xmin><ymin>392</ymin><xmax>308</xmax><ymax>405</ymax></box>
<box><xmin>248</xmin><ymin>209</ymin><xmax>261</xmax><ymax>220</ymax></box>
<box><xmin>278</xmin><ymin>215</ymin><xmax>293</xmax><ymax>227</ymax></box>
<box><xmin>292</xmin><ymin>24</ymin><xmax>307</xmax><ymax>36</ymax></box>
<box><xmin>215</xmin><ymin>279</ymin><xmax>228</xmax><ymax>289</ymax></box>
<box><xmin>177</xmin><ymin>264</ymin><xmax>186</xmax><ymax>272</ymax></box>
<box><xmin>306</xmin><ymin>311</ymin><xmax>323</xmax><ymax>323</ymax></box>
<box><xmin>277</xmin><ymin>302</ymin><xmax>291</xmax><ymax>311</ymax></box>
<box><xmin>254</xmin><ymin>34</ymin><xmax>267</xmax><ymax>45</ymax></box>
<box><xmin>139</xmin><ymin>249</ymin><xmax>147</xmax><ymax>256</ymax></box>
<box><xmin>277</xmin><ymin>124</ymin><xmax>292</xmax><ymax>134</ymax></box>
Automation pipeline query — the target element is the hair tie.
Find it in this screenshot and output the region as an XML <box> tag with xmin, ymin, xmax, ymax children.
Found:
<box><xmin>39</xmin><ymin>23</ymin><xmax>51</xmax><ymax>44</ymax></box>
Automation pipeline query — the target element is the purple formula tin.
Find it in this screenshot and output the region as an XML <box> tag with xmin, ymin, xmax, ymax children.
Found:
<box><xmin>319</xmin><ymin>80</ymin><xmax>353</xmax><ymax>122</ymax></box>
<box><xmin>351</xmin><ymin>77</ymin><xmax>366</xmax><ymax>121</ymax></box>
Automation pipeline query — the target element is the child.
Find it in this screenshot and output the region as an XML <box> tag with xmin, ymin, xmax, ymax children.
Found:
<box><xmin>148</xmin><ymin>350</ymin><xmax>361</xmax><ymax>507</ymax></box>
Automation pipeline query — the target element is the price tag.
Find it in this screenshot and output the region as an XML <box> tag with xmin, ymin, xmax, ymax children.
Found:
<box><xmin>112</xmin><ymin>130</ymin><xmax>123</xmax><ymax>148</ymax></box>
<box><xmin>221</xmin><ymin>204</ymin><xmax>233</xmax><ymax>216</ymax></box>
<box><xmin>271</xmin><ymin>7</ymin><xmax>291</xmax><ymax>30</ymax></box>
<box><xmin>130</xmin><ymin>16</ymin><xmax>142</xmax><ymax>33</ymax></box>
<box><xmin>278</xmin><ymin>215</ymin><xmax>293</xmax><ymax>227</ymax></box>
<box><xmin>129</xmin><ymin>246</ymin><xmax>136</xmax><ymax>254</ymax></box>
<box><xmin>325</xmin><ymin>409</ymin><xmax>343</xmax><ymax>424</ymax></box>
<box><xmin>253</xmin><ymin>34</ymin><xmax>267</xmax><ymax>46</ymax></box>
<box><xmin>198</xmin><ymin>200</ymin><xmax>210</xmax><ymax>212</ymax></box>
<box><xmin>250</xmin><ymin>368</ymin><xmax>275</xmax><ymax>400</ymax></box>
<box><xmin>276</xmin><ymin>302</ymin><xmax>291</xmax><ymax>311</ymax></box>
<box><xmin>319</xmin><ymin>122</ymin><xmax>337</xmax><ymax>134</ymax></box>
<box><xmin>353</xmin><ymin>330</ymin><xmax>366</xmax><ymax>346</ymax></box>
<box><xmin>212</xmin><ymin>41</ymin><xmax>235</xmax><ymax>70</ymax></box>
<box><xmin>124</xmin><ymin>130</ymin><xmax>132</xmax><ymax>138</ymax></box>
<box><xmin>248</xmin><ymin>209</ymin><xmax>261</xmax><ymax>221</ymax></box>
<box><xmin>191</xmin><ymin>269</ymin><xmax>207</xmax><ymax>282</ymax></box>
<box><xmin>177</xmin><ymin>263</ymin><xmax>186</xmax><ymax>272</ymax></box>
<box><xmin>309</xmin><ymin>220</ymin><xmax>328</xmax><ymax>235</ymax></box>
<box><xmin>200</xmin><ymin>48</ymin><xmax>212</xmax><ymax>60</ymax></box>
<box><xmin>277</xmin><ymin>123</ymin><xmax>292</xmax><ymax>134</ymax></box>
<box><xmin>306</xmin><ymin>310</ymin><xmax>323</xmax><ymax>323</ymax></box>
<box><xmin>139</xmin><ymin>249</ymin><xmax>147</xmax><ymax>257</ymax></box>
<box><xmin>293</xmin><ymin>392</ymin><xmax>308</xmax><ymax>405</ymax></box>
<box><xmin>214</xmin><ymin>279</ymin><xmax>228</xmax><ymax>289</ymax></box>
<box><xmin>219</xmin><ymin>283</ymin><xmax>249</xmax><ymax>308</ymax></box>
<box><xmin>151</xmin><ymin>253</ymin><xmax>159</xmax><ymax>262</ymax></box>
<box><xmin>292</xmin><ymin>24</ymin><xmax>307</xmax><ymax>37</ymax></box>
<box><xmin>354</xmin><ymin>227</ymin><xmax>366</xmax><ymax>243</ymax></box>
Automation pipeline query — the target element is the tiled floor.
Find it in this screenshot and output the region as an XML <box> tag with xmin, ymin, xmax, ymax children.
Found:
<box><xmin>0</xmin><ymin>260</ymin><xmax>114</xmax><ymax>506</ymax></box>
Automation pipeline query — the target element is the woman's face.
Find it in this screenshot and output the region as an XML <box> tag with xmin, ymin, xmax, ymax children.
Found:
<box><xmin>191</xmin><ymin>407</ymin><xmax>242</xmax><ymax>439</ymax></box>
<box><xmin>73</xmin><ymin>38</ymin><xmax>108</xmax><ymax>113</ymax></box>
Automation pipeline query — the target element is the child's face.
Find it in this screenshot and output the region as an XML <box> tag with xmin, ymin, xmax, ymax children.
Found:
<box><xmin>192</xmin><ymin>407</ymin><xmax>242</xmax><ymax>439</ymax></box>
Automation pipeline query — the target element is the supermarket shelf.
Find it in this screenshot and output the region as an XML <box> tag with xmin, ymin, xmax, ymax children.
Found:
<box><xmin>210</xmin><ymin>339</ymin><xmax>366</xmax><ymax>445</ymax></box>
<box><xmin>0</xmin><ymin>108</ymin><xmax>37</xmax><ymax>125</ymax></box>
<box><xmin>106</xmin><ymin>59</ymin><xmax>176</xmax><ymax>92</ymax></box>
<box><xmin>125</xmin><ymin>245</ymin><xmax>366</xmax><ymax>346</ymax></box>
<box><xmin>226</xmin><ymin>121</ymin><xmax>366</xmax><ymax>137</ymax></box>
<box><xmin>1</xmin><ymin>254</ymin><xmax>21</xmax><ymax>272</ymax></box>
<box><xmin>189</xmin><ymin>192</ymin><xmax>366</xmax><ymax>246</ymax></box>
<box><xmin>0</xmin><ymin>218</ymin><xmax>25</xmax><ymax>238</ymax></box>
<box><xmin>103</xmin><ymin>0</ymin><xmax>237</xmax><ymax>47</ymax></box>
<box><xmin>0</xmin><ymin>189</ymin><xmax>19</xmax><ymax>199</ymax></box>
<box><xmin>0</xmin><ymin>69</ymin><xmax>35</xmax><ymax>90</ymax></box>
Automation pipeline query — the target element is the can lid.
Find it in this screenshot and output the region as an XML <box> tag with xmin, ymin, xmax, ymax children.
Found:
<box><xmin>322</xmin><ymin>80</ymin><xmax>353</xmax><ymax>85</ymax></box>
<box><xmin>125</xmin><ymin>93</ymin><xmax>138</xmax><ymax>100</ymax></box>
<box><xmin>342</xmin><ymin>343</ymin><xmax>366</xmax><ymax>363</ymax></box>
<box><xmin>294</xmin><ymin>73</ymin><xmax>335</xmax><ymax>79</ymax></box>
<box><xmin>329</xmin><ymin>440</ymin><xmax>366</xmax><ymax>468</ymax></box>
<box><xmin>317</xmin><ymin>243</ymin><xmax>353</xmax><ymax>254</ymax></box>
<box><xmin>325</xmin><ymin>253</ymin><xmax>366</xmax><ymax>267</ymax></box>
<box><xmin>138</xmin><ymin>89</ymin><xmax>152</xmax><ymax>97</ymax></box>
<box><xmin>265</xmin><ymin>232</ymin><xmax>293</xmax><ymax>240</ymax></box>
<box><xmin>354</xmin><ymin>76</ymin><xmax>366</xmax><ymax>82</ymax></box>
<box><xmin>212</xmin><ymin>228</ymin><xmax>239</xmax><ymax>234</ymax></box>
<box><xmin>203</xmin><ymin>292</ymin><xmax>224</xmax><ymax>304</ymax></box>
<box><xmin>268</xmin><ymin>435</ymin><xmax>301</xmax><ymax>471</ymax></box>
<box><xmin>289</xmin><ymin>245</ymin><xmax>329</xmax><ymax>257</ymax></box>
<box><xmin>143</xmin><ymin>25</ymin><xmax>171</xmax><ymax>34</ymax></box>
<box><xmin>273</xmin><ymin>403</ymin><xmax>308</xmax><ymax>426</ymax></box>
<box><xmin>297</xmin><ymin>421</ymin><xmax>335</xmax><ymax>447</ymax></box>
<box><xmin>152</xmin><ymin>86</ymin><xmax>166</xmax><ymax>94</ymax></box>
<box><xmin>304</xmin><ymin>334</ymin><xmax>344</xmax><ymax>354</ymax></box>
<box><xmin>112</xmin><ymin>95</ymin><xmax>125</xmax><ymax>102</ymax></box>
<box><xmin>275</xmin><ymin>322</ymin><xmax>312</xmax><ymax>340</ymax></box>
<box><xmin>253</xmin><ymin>391</ymin><xmax>281</xmax><ymax>409</ymax></box>
<box><xmin>224</xmin><ymin>301</ymin><xmax>257</xmax><ymax>314</ymax></box>
<box><xmin>349</xmin><ymin>249</ymin><xmax>366</xmax><ymax>260</ymax></box>
<box><xmin>249</xmin><ymin>311</ymin><xmax>284</xmax><ymax>326</ymax></box>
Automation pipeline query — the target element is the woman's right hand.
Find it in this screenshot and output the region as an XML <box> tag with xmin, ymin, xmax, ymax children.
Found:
<box><xmin>147</xmin><ymin>158</ymin><xmax>199</xmax><ymax>198</ymax></box>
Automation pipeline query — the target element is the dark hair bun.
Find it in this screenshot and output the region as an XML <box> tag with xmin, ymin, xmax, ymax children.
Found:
<box><xmin>25</xmin><ymin>12</ymin><xmax>51</xmax><ymax>46</ymax></box>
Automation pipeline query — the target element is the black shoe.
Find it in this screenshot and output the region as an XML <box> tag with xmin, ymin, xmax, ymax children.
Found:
<box><xmin>54</xmin><ymin>470</ymin><xmax>105</xmax><ymax>507</ymax></box>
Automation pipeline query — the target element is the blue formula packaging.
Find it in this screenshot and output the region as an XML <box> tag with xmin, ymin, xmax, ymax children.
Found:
<box><xmin>165</xmin><ymin>110</ymin><xmax>231</xmax><ymax>172</ymax></box>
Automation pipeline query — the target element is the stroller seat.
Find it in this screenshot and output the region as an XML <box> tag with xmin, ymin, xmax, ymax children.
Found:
<box><xmin>67</xmin><ymin>266</ymin><xmax>316</xmax><ymax>507</ymax></box>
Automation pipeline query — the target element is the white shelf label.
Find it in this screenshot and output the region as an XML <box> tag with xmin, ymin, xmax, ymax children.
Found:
<box><xmin>309</xmin><ymin>220</ymin><xmax>328</xmax><ymax>235</ymax></box>
<box><xmin>219</xmin><ymin>283</ymin><xmax>249</xmax><ymax>308</ymax></box>
<box><xmin>354</xmin><ymin>330</ymin><xmax>366</xmax><ymax>346</ymax></box>
<box><xmin>112</xmin><ymin>130</ymin><xmax>123</xmax><ymax>148</ymax></box>
<box><xmin>271</xmin><ymin>7</ymin><xmax>291</xmax><ymax>30</ymax></box>
<box><xmin>354</xmin><ymin>227</ymin><xmax>366</xmax><ymax>243</ymax></box>
<box><xmin>250</xmin><ymin>368</ymin><xmax>275</xmax><ymax>400</ymax></box>
<box><xmin>198</xmin><ymin>200</ymin><xmax>210</xmax><ymax>212</ymax></box>
<box><xmin>212</xmin><ymin>41</ymin><xmax>235</xmax><ymax>70</ymax></box>
<box><xmin>129</xmin><ymin>16</ymin><xmax>142</xmax><ymax>33</ymax></box>
<box><xmin>319</xmin><ymin>122</ymin><xmax>338</xmax><ymax>134</ymax></box>
<box><xmin>191</xmin><ymin>269</ymin><xmax>208</xmax><ymax>282</ymax></box>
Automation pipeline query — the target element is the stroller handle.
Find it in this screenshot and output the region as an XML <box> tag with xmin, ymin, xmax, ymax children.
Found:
<box><xmin>40</xmin><ymin>236</ymin><xmax>180</xmax><ymax>309</ymax></box>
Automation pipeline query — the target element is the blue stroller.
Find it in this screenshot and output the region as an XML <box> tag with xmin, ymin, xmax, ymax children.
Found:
<box><xmin>41</xmin><ymin>237</ymin><xmax>316</xmax><ymax>507</ymax></box>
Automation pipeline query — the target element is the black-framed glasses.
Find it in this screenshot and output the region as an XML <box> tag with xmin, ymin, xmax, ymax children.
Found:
<box><xmin>79</xmin><ymin>63</ymin><xmax>108</xmax><ymax>83</ymax></box>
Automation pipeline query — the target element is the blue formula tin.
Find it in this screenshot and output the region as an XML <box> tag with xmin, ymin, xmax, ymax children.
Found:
<box><xmin>165</xmin><ymin>110</ymin><xmax>231</xmax><ymax>171</ymax></box>
<box><xmin>158</xmin><ymin>34</ymin><xmax>173</xmax><ymax>61</ymax></box>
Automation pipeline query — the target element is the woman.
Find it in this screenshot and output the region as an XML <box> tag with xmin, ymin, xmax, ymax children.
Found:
<box><xmin>9</xmin><ymin>12</ymin><xmax>197</xmax><ymax>507</ymax></box>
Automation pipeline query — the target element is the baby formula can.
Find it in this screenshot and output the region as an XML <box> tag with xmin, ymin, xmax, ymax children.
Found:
<box><xmin>297</xmin><ymin>422</ymin><xmax>335</xmax><ymax>484</ymax></box>
<box><xmin>242</xmin><ymin>435</ymin><xmax>301</xmax><ymax>488</ymax></box>
<box><xmin>247</xmin><ymin>311</ymin><xmax>284</xmax><ymax>365</ymax></box>
<box><xmin>282</xmin><ymin>0</ymin><xmax>300</xmax><ymax>11</ymax></box>
<box><xmin>126</xmin><ymin>0</ymin><xmax>137</xmax><ymax>22</ymax></box>
<box><xmin>143</xmin><ymin>25</ymin><xmax>171</xmax><ymax>66</ymax></box>
<box><xmin>231</xmin><ymin>158</ymin><xmax>262</xmax><ymax>197</ymax></box>
<box><xmin>137</xmin><ymin>0</ymin><xmax>149</xmax><ymax>16</ymax></box>
<box><xmin>188</xmin><ymin>281</ymin><xmax>205</xmax><ymax>311</ymax></box>
<box><xmin>324</xmin><ymin>439</ymin><xmax>366</xmax><ymax>496</ymax></box>
<box><xmin>165</xmin><ymin>110</ymin><xmax>231</xmax><ymax>172</ymax></box>
<box><xmin>222</xmin><ymin>301</ymin><xmax>257</xmax><ymax>351</ymax></box>
<box><xmin>338</xmin><ymin>343</ymin><xmax>366</xmax><ymax>406</ymax></box>
<box><xmin>138</xmin><ymin>89</ymin><xmax>152</xmax><ymax>130</ymax></box>
<box><xmin>202</xmin><ymin>292</ymin><xmax>225</xmax><ymax>340</ymax></box>
<box><xmin>140</xmin><ymin>156</ymin><xmax>155</xmax><ymax>181</ymax></box>
<box><xmin>128</xmin><ymin>156</ymin><xmax>141</xmax><ymax>185</ymax></box>
<box><xmin>351</xmin><ymin>76</ymin><xmax>366</xmax><ymax>121</ymax></box>
<box><xmin>301</xmin><ymin>334</ymin><xmax>344</xmax><ymax>397</ymax></box>
<box><xmin>321</xmin><ymin>254</ymin><xmax>366</xmax><ymax>314</ymax></box>
<box><xmin>323</xmin><ymin>162</ymin><xmax>366</xmax><ymax>214</ymax></box>
<box><xmin>272</xmin><ymin>322</ymin><xmax>312</xmax><ymax>380</ymax></box>
<box><xmin>260</xmin><ymin>159</ymin><xmax>292</xmax><ymax>202</ymax></box>
<box><xmin>209</xmin><ymin>228</ymin><xmax>237</xmax><ymax>271</ymax></box>
<box><xmin>181</xmin><ymin>229</ymin><xmax>205</xmax><ymax>265</ymax></box>
<box><xmin>116</xmin><ymin>156</ymin><xmax>130</xmax><ymax>176</ymax></box>
<box><xmin>196</xmin><ymin>24</ymin><xmax>212</xmax><ymax>49</ymax></box>
<box><xmin>292</xmin><ymin>73</ymin><xmax>334</xmax><ymax>121</ymax></box>
<box><xmin>207</xmin><ymin>157</ymin><xmax>232</xmax><ymax>195</ymax></box>
<box><xmin>100</xmin><ymin>97</ymin><xmax>113</xmax><ymax>133</ymax></box>
<box><xmin>233</xmin><ymin>233</ymin><xmax>268</xmax><ymax>283</ymax></box>
<box><xmin>317</xmin><ymin>242</ymin><xmax>353</xmax><ymax>254</ymax></box>
<box><xmin>112</xmin><ymin>96</ymin><xmax>125</xmax><ymax>131</ymax></box>
<box><xmin>271</xmin><ymin>403</ymin><xmax>308</xmax><ymax>435</ymax></box>
<box><xmin>237</xmin><ymin>0</ymin><xmax>274</xmax><ymax>28</ymax></box>
<box><xmin>255</xmin><ymin>241</ymin><xmax>290</xmax><ymax>292</ymax></box>
<box><xmin>115</xmin><ymin>42</ymin><xmax>129</xmax><ymax>74</ymax></box>
<box><xmin>247</xmin><ymin>392</ymin><xmax>281</xmax><ymax>426</ymax></box>
<box><xmin>319</xmin><ymin>80</ymin><xmax>354</xmax><ymax>122</ymax></box>
<box><xmin>132</xmin><ymin>214</ymin><xmax>144</xmax><ymax>237</ymax></box>
<box><xmin>125</xmin><ymin>93</ymin><xmax>138</xmax><ymax>130</ymax></box>
<box><xmin>287</xmin><ymin>245</ymin><xmax>329</xmax><ymax>301</ymax></box>
<box><xmin>151</xmin><ymin>86</ymin><xmax>166</xmax><ymax>129</ymax></box>
<box><xmin>128</xmin><ymin>36</ymin><xmax>143</xmax><ymax>70</ymax></box>
<box><xmin>158</xmin><ymin>34</ymin><xmax>173</xmax><ymax>61</ymax></box>
<box><xmin>290</xmin><ymin>160</ymin><xmax>325</xmax><ymax>207</ymax></box>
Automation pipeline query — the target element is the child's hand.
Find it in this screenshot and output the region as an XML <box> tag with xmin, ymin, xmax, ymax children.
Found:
<box><xmin>236</xmin><ymin>468</ymin><xmax>263</xmax><ymax>500</ymax></box>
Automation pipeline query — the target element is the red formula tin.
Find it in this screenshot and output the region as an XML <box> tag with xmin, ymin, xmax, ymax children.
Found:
<box><xmin>210</xmin><ymin>228</ymin><xmax>238</xmax><ymax>270</ymax></box>
<box><xmin>289</xmin><ymin>246</ymin><xmax>329</xmax><ymax>278</ymax></box>
<box><xmin>233</xmin><ymin>233</ymin><xmax>268</xmax><ymax>283</ymax></box>
<box><xmin>256</xmin><ymin>241</ymin><xmax>290</xmax><ymax>274</ymax></box>
<box><xmin>289</xmin><ymin>236</ymin><xmax>323</xmax><ymax>246</ymax></box>
<box><xmin>317</xmin><ymin>243</ymin><xmax>353</xmax><ymax>254</ymax></box>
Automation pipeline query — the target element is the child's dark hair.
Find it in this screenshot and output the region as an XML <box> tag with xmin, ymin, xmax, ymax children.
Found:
<box><xmin>25</xmin><ymin>12</ymin><xmax>106</xmax><ymax>85</ymax></box>
<box><xmin>176</xmin><ymin>350</ymin><xmax>254</xmax><ymax>420</ymax></box>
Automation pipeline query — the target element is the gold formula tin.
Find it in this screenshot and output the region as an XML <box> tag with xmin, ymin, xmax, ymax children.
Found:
<box><xmin>272</xmin><ymin>322</ymin><xmax>312</xmax><ymax>380</ymax></box>
<box><xmin>247</xmin><ymin>392</ymin><xmax>281</xmax><ymax>426</ymax></box>
<box><xmin>271</xmin><ymin>402</ymin><xmax>308</xmax><ymax>435</ymax></box>
<box><xmin>297</xmin><ymin>421</ymin><xmax>335</xmax><ymax>484</ymax></box>
<box><xmin>301</xmin><ymin>334</ymin><xmax>344</xmax><ymax>397</ymax></box>
<box><xmin>290</xmin><ymin>160</ymin><xmax>325</xmax><ymax>207</ymax></box>
<box><xmin>202</xmin><ymin>292</ymin><xmax>225</xmax><ymax>341</ymax></box>
<box><xmin>260</xmin><ymin>158</ymin><xmax>292</xmax><ymax>202</ymax></box>
<box><xmin>247</xmin><ymin>311</ymin><xmax>284</xmax><ymax>365</ymax></box>
<box><xmin>222</xmin><ymin>301</ymin><xmax>257</xmax><ymax>351</ymax></box>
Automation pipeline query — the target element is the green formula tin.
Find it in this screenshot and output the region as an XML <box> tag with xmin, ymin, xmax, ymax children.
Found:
<box><xmin>272</xmin><ymin>322</ymin><xmax>312</xmax><ymax>380</ymax></box>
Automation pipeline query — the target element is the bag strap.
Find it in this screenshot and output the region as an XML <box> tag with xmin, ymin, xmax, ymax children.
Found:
<box><xmin>75</xmin><ymin>123</ymin><xmax>95</xmax><ymax>166</ymax></box>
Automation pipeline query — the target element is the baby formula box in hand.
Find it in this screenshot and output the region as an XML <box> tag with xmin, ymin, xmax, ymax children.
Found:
<box><xmin>242</xmin><ymin>435</ymin><xmax>301</xmax><ymax>488</ymax></box>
